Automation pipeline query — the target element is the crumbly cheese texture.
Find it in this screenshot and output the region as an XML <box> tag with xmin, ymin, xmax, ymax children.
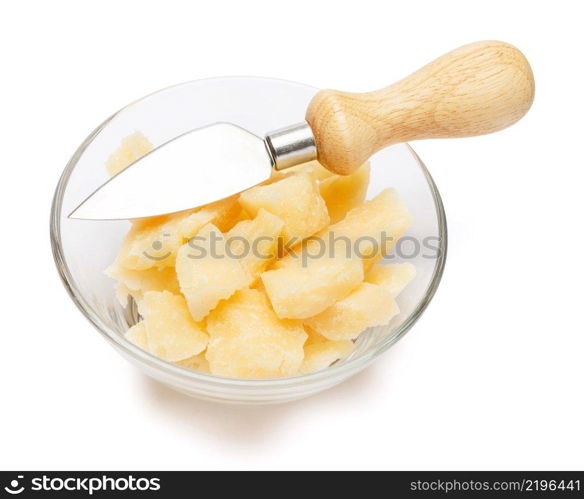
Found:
<box><xmin>125</xmin><ymin>321</ymin><xmax>149</xmax><ymax>350</ymax></box>
<box><xmin>107</xmin><ymin>133</ymin><xmax>415</xmax><ymax>378</ymax></box>
<box><xmin>117</xmin><ymin>197</ymin><xmax>242</xmax><ymax>271</ymax></box>
<box><xmin>239</xmin><ymin>172</ymin><xmax>329</xmax><ymax>244</ymax></box>
<box><xmin>319</xmin><ymin>162</ymin><xmax>370</xmax><ymax>223</ymax></box>
<box><xmin>365</xmin><ymin>262</ymin><xmax>417</xmax><ymax>296</ymax></box>
<box><xmin>105</xmin><ymin>263</ymin><xmax>180</xmax><ymax>306</ymax></box>
<box><xmin>261</xmin><ymin>252</ymin><xmax>364</xmax><ymax>319</ymax></box>
<box><xmin>206</xmin><ymin>289</ymin><xmax>307</xmax><ymax>378</ymax></box>
<box><xmin>175</xmin><ymin>351</ymin><xmax>210</xmax><ymax>373</ymax></box>
<box><xmin>139</xmin><ymin>291</ymin><xmax>208</xmax><ymax>362</ymax></box>
<box><xmin>225</xmin><ymin>209</ymin><xmax>284</xmax><ymax>282</ymax></box>
<box><xmin>175</xmin><ymin>223</ymin><xmax>253</xmax><ymax>321</ymax></box>
<box><xmin>301</xmin><ymin>339</ymin><xmax>355</xmax><ymax>374</ymax></box>
<box><xmin>304</xmin><ymin>263</ymin><xmax>416</xmax><ymax>341</ymax></box>
<box><xmin>304</xmin><ymin>282</ymin><xmax>400</xmax><ymax>341</ymax></box>
<box><xmin>106</xmin><ymin>131</ymin><xmax>153</xmax><ymax>177</ymax></box>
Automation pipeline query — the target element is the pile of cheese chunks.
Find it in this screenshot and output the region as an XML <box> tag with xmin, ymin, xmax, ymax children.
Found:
<box><xmin>106</xmin><ymin>132</ymin><xmax>416</xmax><ymax>378</ymax></box>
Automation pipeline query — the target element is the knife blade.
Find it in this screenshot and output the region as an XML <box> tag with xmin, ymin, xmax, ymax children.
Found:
<box><xmin>69</xmin><ymin>123</ymin><xmax>278</xmax><ymax>220</ymax></box>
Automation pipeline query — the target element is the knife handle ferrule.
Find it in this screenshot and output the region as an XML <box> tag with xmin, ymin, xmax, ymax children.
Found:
<box><xmin>265</xmin><ymin>121</ymin><xmax>317</xmax><ymax>171</ymax></box>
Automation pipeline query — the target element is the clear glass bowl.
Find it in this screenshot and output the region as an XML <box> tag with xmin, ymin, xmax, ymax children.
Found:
<box><xmin>51</xmin><ymin>77</ymin><xmax>447</xmax><ymax>404</ymax></box>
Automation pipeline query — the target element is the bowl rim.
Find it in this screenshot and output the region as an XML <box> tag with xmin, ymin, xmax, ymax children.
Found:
<box><xmin>50</xmin><ymin>76</ymin><xmax>447</xmax><ymax>388</ymax></box>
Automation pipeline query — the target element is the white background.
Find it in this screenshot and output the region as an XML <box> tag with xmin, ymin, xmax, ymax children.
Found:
<box><xmin>1</xmin><ymin>0</ymin><xmax>583</xmax><ymax>471</ymax></box>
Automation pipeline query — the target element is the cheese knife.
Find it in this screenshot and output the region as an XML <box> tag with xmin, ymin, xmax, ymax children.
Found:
<box><xmin>70</xmin><ymin>41</ymin><xmax>534</xmax><ymax>220</ymax></box>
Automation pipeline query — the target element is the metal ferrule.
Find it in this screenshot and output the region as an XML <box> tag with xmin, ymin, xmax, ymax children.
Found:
<box><xmin>265</xmin><ymin>121</ymin><xmax>317</xmax><ymax>171</ymax></box>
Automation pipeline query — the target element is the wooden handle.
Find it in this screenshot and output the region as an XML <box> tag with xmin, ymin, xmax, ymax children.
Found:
<box><xmin>306</xmin><ymin>41</ymin><xmax>535</xmax><ymax>175</ymax></box>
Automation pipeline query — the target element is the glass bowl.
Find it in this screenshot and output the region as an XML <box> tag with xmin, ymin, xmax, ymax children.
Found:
<box><xmin>51</xmin><ymin>77</ymin><xmax>447</xmax><ymax>404</ymax></box>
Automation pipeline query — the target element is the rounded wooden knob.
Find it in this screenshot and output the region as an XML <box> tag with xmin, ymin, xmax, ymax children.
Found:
<box><xmin>306</xmin><ymin>40</ymin><xmax>535</xmax><ymax>175</ymax></box>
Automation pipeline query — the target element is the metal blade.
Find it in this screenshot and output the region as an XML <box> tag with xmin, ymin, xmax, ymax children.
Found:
<box><xmin>69</xmin><ymin>123</ymin><xmax>273</xmax><ymax>220</ymax></box>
